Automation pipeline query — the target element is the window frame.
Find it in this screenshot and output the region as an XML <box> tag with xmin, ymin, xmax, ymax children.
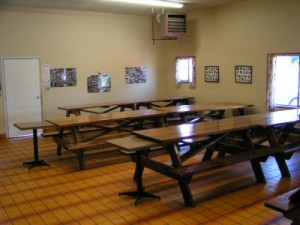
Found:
<box><xmin>175</xmin><ymin>56</ymin><xmax>196</xmax><ymax>88</ymax></box>
<box><xmin>267</xmin><ymin>52</ymin><xmax>300</xmax><ymax>110</ymax></box>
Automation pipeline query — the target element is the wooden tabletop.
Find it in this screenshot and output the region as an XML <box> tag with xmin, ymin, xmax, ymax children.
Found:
<box><xmin>47</xmin><ymin>109</ymin><xmax>169</xmax><ymax>127</ymax></box>
<box><xmin>58</xmin><ymin>100</ymin><xmax>136</xmax><ymax>111</ymax></box>
<box><xmin>58</xmin><ymin>96</ymin><xmax>194</xmax><ymax>111</ymax></box>
<box><xmin>248</xmin><ymin>109</ymin><xmax>300</xmax><ymax>127</ymax></box>
<box><xmin>14</xmin><ymin>121</ymin><xmax>54</xmax><ymax>130</ymax></box>
<box><xmin>132</xmin><ymin>109</ymin><xmax>300</xmax><ymax>143</ymax></box>
<box><xmin>107</xmin><ymin>135</ymin><xmax>160</xmax><ymax>151</ymax></box>
<box><xmin>156</xmin><ymin>102</ymin><xmax>253</xmax><ymax>114</ymax></box>
<box><xmin>132</xmin><ymin>116</ymin><xmax>257</xmax><ymax>143</ymax></box>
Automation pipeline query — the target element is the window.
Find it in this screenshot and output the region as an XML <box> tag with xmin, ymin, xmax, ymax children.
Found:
<box><xmin>175</xmin><ymin>57</ymin><xmax>196</xmax><ymax>88</ymax></box>
<box><xmin>267</xmin><ymin>53</ymin><xmax>300</xmax><ymax>110</ymax></box>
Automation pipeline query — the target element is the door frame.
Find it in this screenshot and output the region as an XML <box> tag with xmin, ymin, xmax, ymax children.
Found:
<box><xmin>1</xmin><ymin>56</ymin><xmax>44</xmax><ymax>138</ymax></box>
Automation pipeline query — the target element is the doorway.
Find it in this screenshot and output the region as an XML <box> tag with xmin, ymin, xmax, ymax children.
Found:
<box><xmin>2</xmin><ymin>57</ymin><xmax>43</xmax><ymax>138</ymax></box>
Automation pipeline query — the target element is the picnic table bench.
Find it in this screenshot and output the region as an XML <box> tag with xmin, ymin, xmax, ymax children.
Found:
<box><xmin>53</xmin><ymin>131</ymin><xmax>130</xmax><ymax>170</ymax></box>
<box><xmin>265</xmin><ymin>188</ymin><xmax>300</xmax><ymax>225</ymax></box>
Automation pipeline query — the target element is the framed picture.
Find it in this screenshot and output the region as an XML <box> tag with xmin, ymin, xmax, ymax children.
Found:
<box><xmin>205</xmin><ymin>66</ymin><xmax>219</xmax><ymax>83</ymax></box>
<box><xmin>235</xmin><ymin>65</ymin><xmax>252</xmax><ymax>84</ymax></box>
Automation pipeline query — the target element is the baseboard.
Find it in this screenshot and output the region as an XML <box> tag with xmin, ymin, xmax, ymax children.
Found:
<box><xmin>0</xmin><ymin>133</ymin><xmax>8</xmax><ymax>140</ymax></box>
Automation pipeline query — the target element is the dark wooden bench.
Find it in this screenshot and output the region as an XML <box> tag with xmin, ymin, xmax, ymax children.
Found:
<box><xmin>168</xmin><ymin>142</ymin><xmax>300</xmax><ymax>206</ymax></box>
<box><xmin>265</xmin><ymin>188</ymin><xmax>300</xmax><ymax>225</ymax></box>
<box><xmin>107</xmin><ymin>134</ymin><xmax>300</xmax><ymax>206</ymax></box>
<box><xmin>171</xmin><ymin>145</ymin><xmax>279</xmax><ymax>181</ymax></box>
<box><xmin>183</xmin><ymin>135</ymin><xmax>300</xmax><ymax>175</ymax></box>
<box><xmin>171</xmin><ymin>141</ymin><xmax>300</xmax><ymax>181</ymax></box>
<box><xmin>53</xmin><ymin>132</ymin><xmax>130</xmax><ymax>170</ymax></box>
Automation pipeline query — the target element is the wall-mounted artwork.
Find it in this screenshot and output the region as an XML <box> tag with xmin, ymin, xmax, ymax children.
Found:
<box><xmin>87</xmin><ymin>74</ymin><xmax>111</xmax><ymax>93</ymax></box>
<box><xmin>50</xmin><ymin>68</ymin><xmax>77</xmax><ymax>87</ymax></box>
<box><xmin>235</xmin><ymin>65</ymin><xmax>252</xmax><ymax>84</ymax></box>
<box><xmin>125</xmin><ymin>66</ymin><xmax>147</xmax><ymax>84</ymax></box>
<box><xmin>205</xmin><ymin>66</ymin><xmax>219</xmax><ymax>83</ymax></box>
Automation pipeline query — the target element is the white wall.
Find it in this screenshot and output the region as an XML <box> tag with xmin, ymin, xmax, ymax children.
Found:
<box><xmin>0</xmin><ymin>7</ymin><xmax>167</xmax><ymax>134</ymax></box>
<box><xmin>1</xmin><ymin>0</ymin><xmax>300</xmax><ymax>135</ymax></box>
<box><xmin>163</xmin><ymin>0</ymin><xmax>300</xmax><ymax>114</ymax></box>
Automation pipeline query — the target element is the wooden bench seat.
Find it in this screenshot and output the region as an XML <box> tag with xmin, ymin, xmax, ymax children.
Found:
<box><xmin>265</xmin><ymin>188</ymin><xmax>300</xmax><ymax>225</ymax></box>
<box><xmin>53</xmin><ymin>132</ymin><xmax>130</xmax><ymax>170</ymax></box>
<box><xmin>171</xmin><ymin>145</ymin><xmax>279</xmax><ymax>180</ymax></box>
<box><xmin>173</xmin><ymin>141</ymin><xmax>300</xmax><ymax>180</ymax></box>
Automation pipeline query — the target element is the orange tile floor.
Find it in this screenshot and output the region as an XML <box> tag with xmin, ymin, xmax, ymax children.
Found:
<box><xmin>0</xmin><ymin>135</ymin><xmax>299</xmax><ymax>225</ymax></box>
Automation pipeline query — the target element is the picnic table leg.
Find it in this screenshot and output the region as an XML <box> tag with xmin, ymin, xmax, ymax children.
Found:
<box><xmin>119</xmin><ymin>150</ymin><xmax>160</xmax><ymax>205</ymax></box>
<box><xmin>265</xmin><ymin>127</ymin><xmax>291</xmax><ymax>177</ymax></box>
<box><xmin>133</xmin><ymin>149</ymin><xmax>149</xmax><ymax>181</ymax></box>
<box><xmin>23</xmin><ymin>128</ymin><xmax>50</xmax><ymax>169</ymax></box>
<box><xmin>56</xmin><ymin>127</ymin><xmax>64</xmax><ymax>155</ymax></box>
<box><xmin>178</xmin><ymin>178</ymin><xmax>195</xmax><ymax>207</ymax></box>
<box><xmin>250</xmin><ymin>159</ymin><xmax>266</xmax><ymax>183</ymax></box>
<box><xmin>237</xmin><ymin>108</ymin><xmax>245</xmax><ymax>115</ymax></box>
<box><xmin>241</xmin><ymin>130</ymin><xmax>266</xmax><ymax>183</ymax></box>
<box><xmin>167</xmin><ymin>142</ymin><xmax>196</xmax><ymax>206</ymax></box>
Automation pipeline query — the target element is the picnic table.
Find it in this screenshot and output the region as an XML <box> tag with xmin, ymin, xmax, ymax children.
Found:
<box><xmin>58</xmin><ymin>96</ymin><xmax>194</xmax><ymax>117</ymax></box>
<box><xmin>108</xmin><ymin>109</ymin><xmax>300</xmax><ymax>206</ymax></box>
<box><xmin>46</xmin><ymin>109</ymin><xmax>169</xmax><ymax>169</ymax></box>
<box><xmin>156</xmin><ymin>102</ymin><xmax>253</xmax><ymax>122</ymax></box>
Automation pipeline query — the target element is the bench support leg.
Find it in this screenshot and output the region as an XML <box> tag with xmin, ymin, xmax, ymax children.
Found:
<box><xmin>250</xmin><ymin>159</ymin><xmax>266</xmax><ymax>183</ymax></box>
<box><xmin>120</xmin><ymin>151</ymin><xmax>160</xmax><ymax>205</ymax></box>
<box><xmin>274</xmin><ymin>153</ymin><xmax>291</xmax><ymax>177</ymax></box>
<box><xmin>202</xmin><ymin>147</ymin><xmax>215</xmax><ymax>161</ymax></box>
<box><xmin>265</xmin><ymin>126</ymin><xmax>293</xmax><ymax>178</ymax></box>
<box><xmin>75</xmin><ymin>150</ymin><xmax>85</xmax><ymax>170</ymax></box>
<box><xmin>57</xmin><ymin>128</ymin><xmax>64</xmax><ymax>156</ymax></box>
<box><xmin>178</xmin><ymin>177</ymin><xmax>194</xmax><ymax>207</ymax></box>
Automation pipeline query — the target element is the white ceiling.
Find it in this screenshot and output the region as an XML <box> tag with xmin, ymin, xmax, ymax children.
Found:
<box><xmin>0</xmin><ymin>0</ymin><xmax>245</xmax><ymax>15</ymax></box>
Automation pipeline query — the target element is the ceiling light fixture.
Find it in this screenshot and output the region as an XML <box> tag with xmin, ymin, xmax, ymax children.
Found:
<box><xmin>111</xmin><ymin>0</ymin><xmax>183</xmax><ymax>9</ymax></box>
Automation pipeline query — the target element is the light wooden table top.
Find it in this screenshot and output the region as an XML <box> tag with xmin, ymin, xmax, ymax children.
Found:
<box><xmin>58</xmin><ymin>96</ymin><xmax>194</xmax><ymax>111</ymax></box>
<box><xmin>132</xmin><ymin>109</ymin><xmax>300</xmax><ymax>143</ymax></box>
<box><xmin>14</xmin><ymin>121</ymin><xmax>54</xmax><ymax>130</ymax></box>
<box><xmin>47</xmin><ymin>109</ymin><xmax>169</xmax><ymax>127</ymax></box>
<box><xmin>156</xmin><ymin>102</ymin><xmax>253</xmax><ymax>114</ymax></box>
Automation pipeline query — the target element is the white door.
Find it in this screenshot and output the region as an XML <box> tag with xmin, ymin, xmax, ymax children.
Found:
<box><xmin>2</xmin><ymin>57</ymin><xmax>43</xmax><ymax>138</ymax></box>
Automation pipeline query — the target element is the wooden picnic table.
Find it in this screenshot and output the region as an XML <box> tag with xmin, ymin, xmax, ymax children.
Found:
<box><xmin>108</xmin><ymin>109</ymin><xmax>300</xmax><ymax>206</ymax></box>
<box><xmin>58</xmin><ymin>96</ymin><xmax>194</xmax><ymax>117</ymax></box>
<box><xmin>46</xmin><ymin>109</ymin><xmax>170</xmax><ymax>169</ymax></box>
<box><xmin>156</xmin><ymin>102</ymin><xmax>253</xmax><ymax>122</ymax></box>
<box><xmin>49</xmin><ymin>102</ymin><xmax>252</xmax><ymax>169</ymax></box>
<box><xmin>47</xmin><ymin>108</ymin><xmax>169</xmax><ymax>145</ymax></box>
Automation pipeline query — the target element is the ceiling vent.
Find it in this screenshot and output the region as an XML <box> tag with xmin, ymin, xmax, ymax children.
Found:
<box><xmin>160</xmin><ymin>13</ymin><xmax>186</xmax><ymax>38</ymax></box>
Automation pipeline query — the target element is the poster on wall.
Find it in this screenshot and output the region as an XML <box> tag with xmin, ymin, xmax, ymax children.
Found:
<box><xmin>42</xmin><ymin>64</ymin><xmax>51</xmax><ymax>90</ymax></box>
<box><xmin>87</xmin><ymin>74</ymin><xmax>111</xmax><ymax>93</ymax></box>
<box><xmin>235</xmin><ymin>65</ymin><xmax>252</xmax><ymax>84</ymax></box>
<box><xmin>125</xmin><ymin>66</ymin><xmax>147</xmax><ymax>84</ymax></box>
<box><xmin>50</xmin><ymin>68</ymin><xmax>77</xmax><ymax>87</ymax></box>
